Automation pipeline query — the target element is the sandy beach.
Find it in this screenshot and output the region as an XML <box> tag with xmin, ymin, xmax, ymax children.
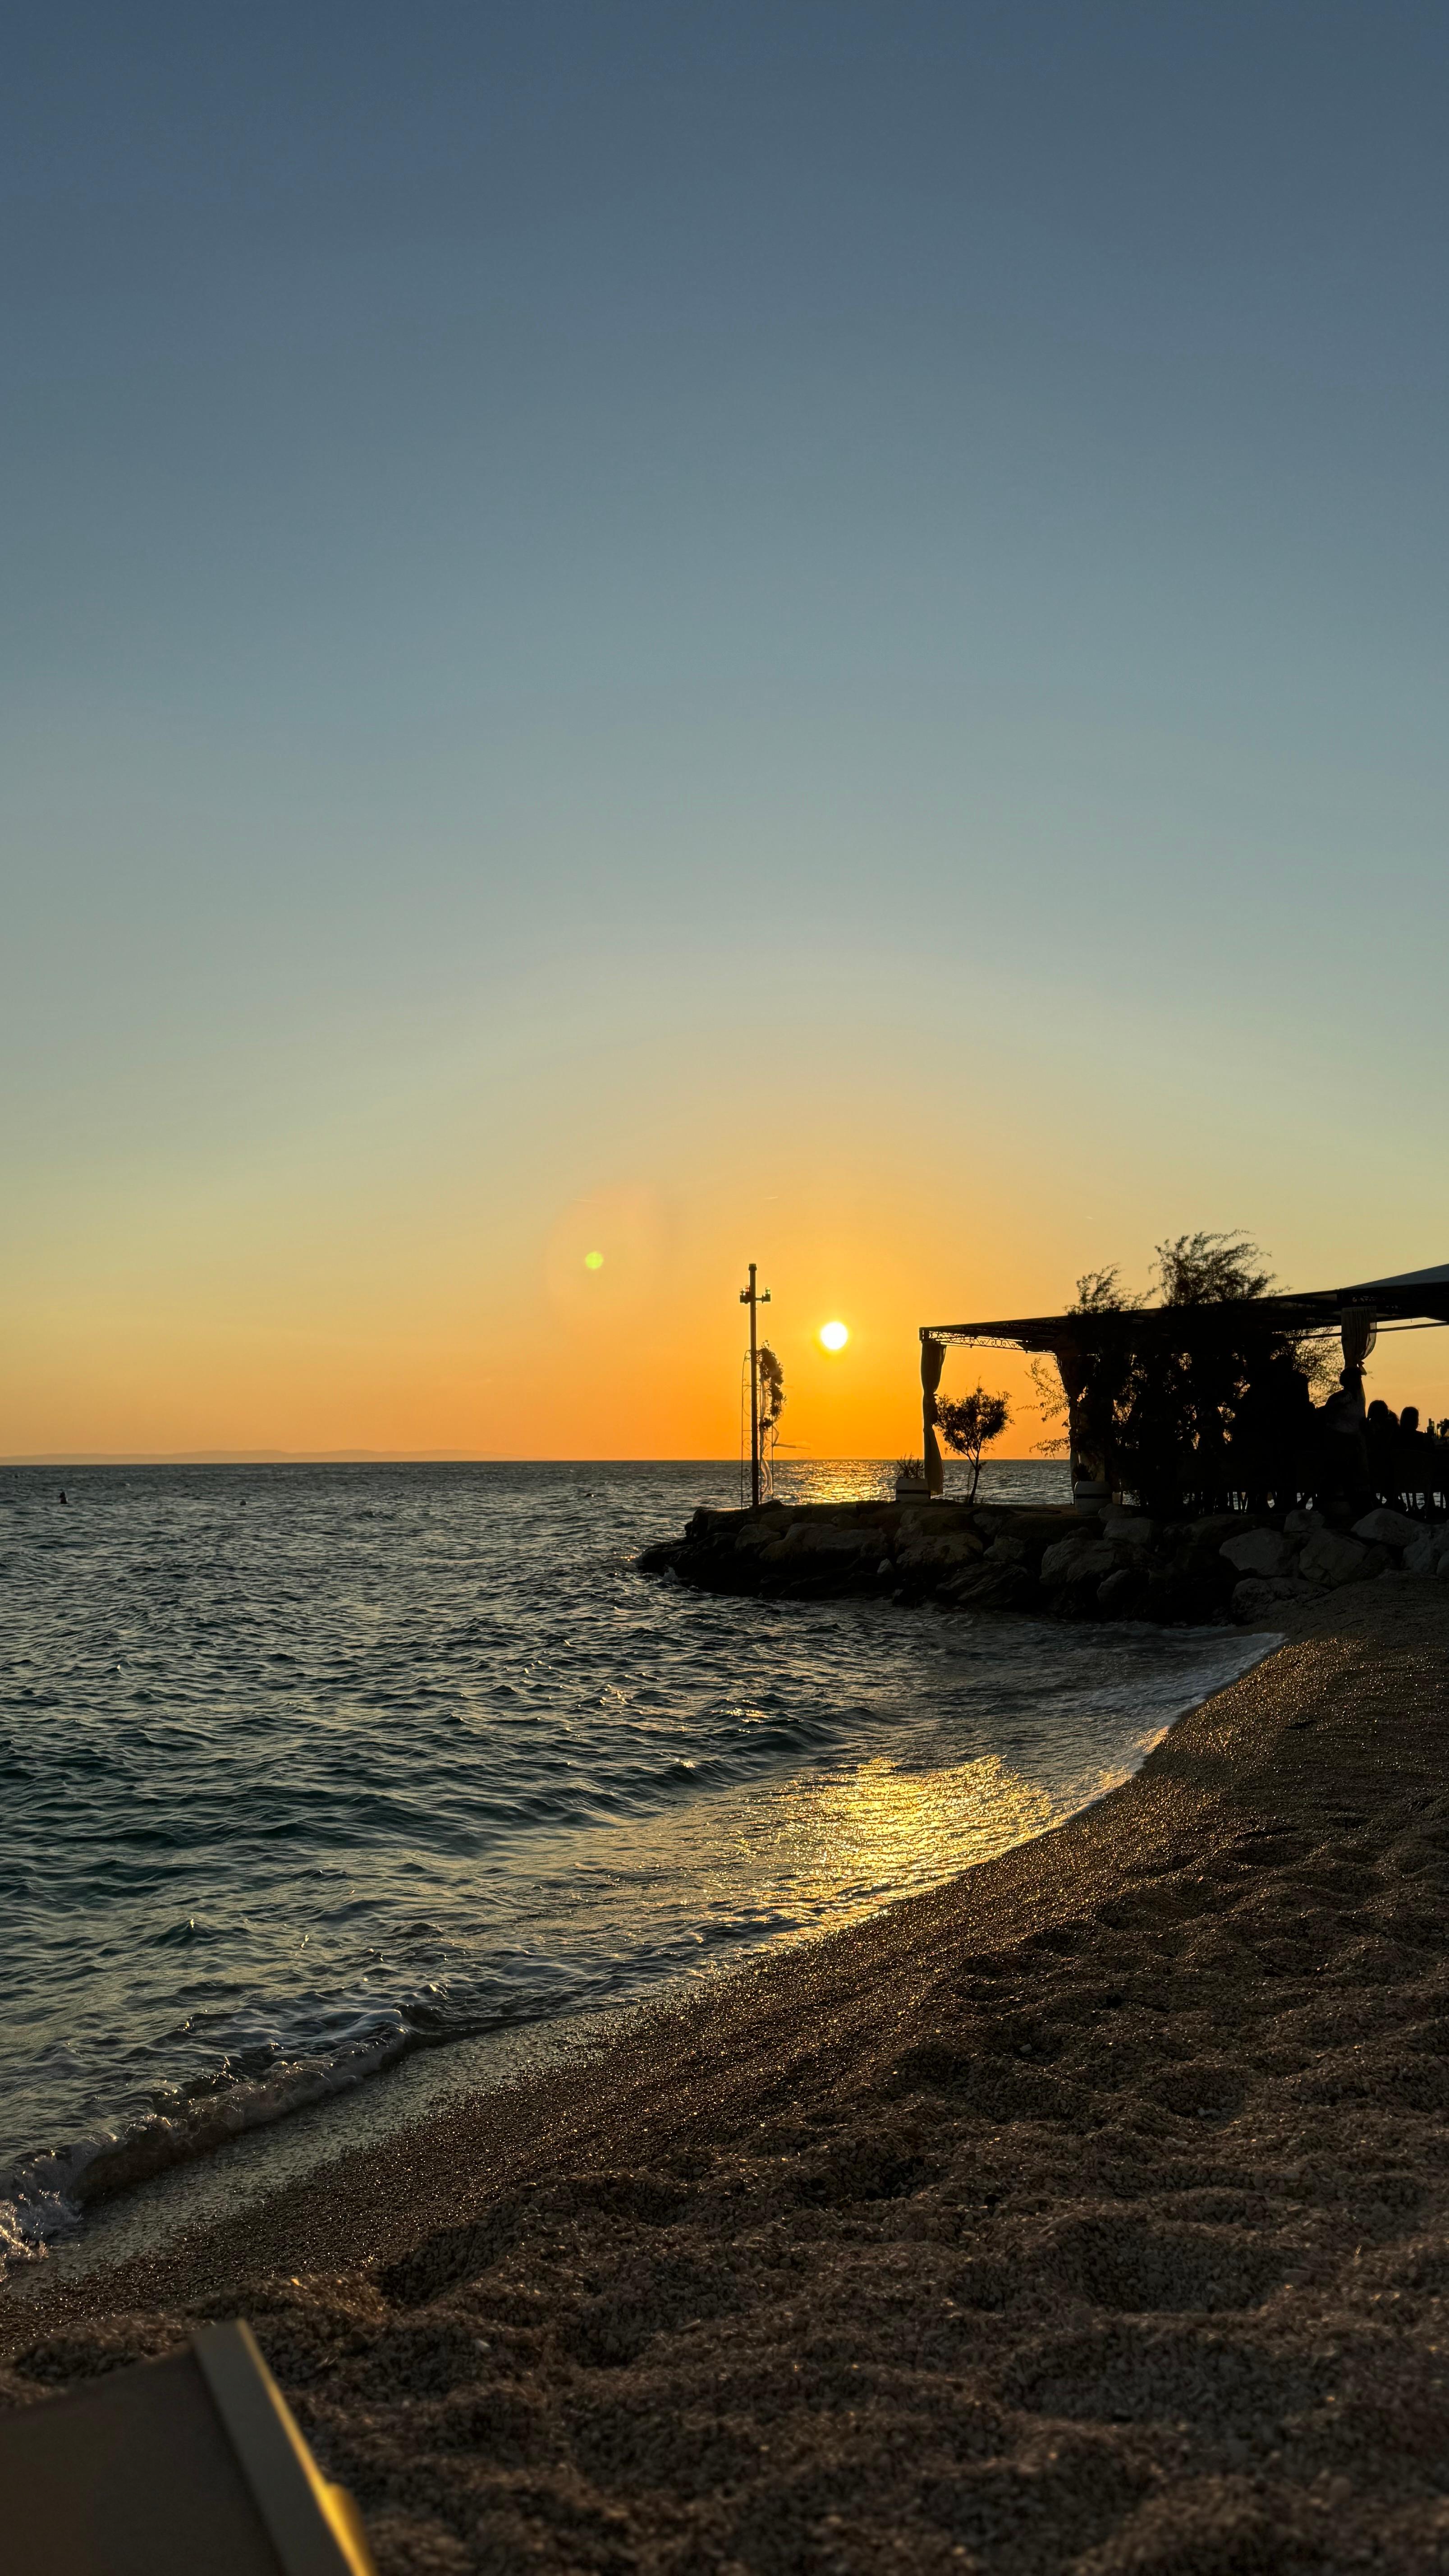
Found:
<box><xmin>6</xmin><ymin>1579</ymin><xmax>1449</xmax><ymax>2572</ymax></box>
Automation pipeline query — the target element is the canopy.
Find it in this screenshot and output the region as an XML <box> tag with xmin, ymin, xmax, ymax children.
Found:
<box><xmin>923</xmin><ymin>1260</ymin><xmax>1449</xmax><ymax>1353</ymax></box>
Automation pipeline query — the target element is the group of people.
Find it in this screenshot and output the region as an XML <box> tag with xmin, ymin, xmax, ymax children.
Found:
<box><xmin>1367</xmin><ymin>1399</ymin><xmax>1449</xmax><ymax>1442</ymax></box>
<box><xmin>1319</xmin><ymin>1370</ymin><xmax>1449</xmax><ymax>1514</ymax></box>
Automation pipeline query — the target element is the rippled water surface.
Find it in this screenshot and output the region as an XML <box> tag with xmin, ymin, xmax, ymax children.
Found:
<box><xmin>2</xmin><ymin>1459</ymin><xmax>1267</xmax><ymax>2254</ymax></box>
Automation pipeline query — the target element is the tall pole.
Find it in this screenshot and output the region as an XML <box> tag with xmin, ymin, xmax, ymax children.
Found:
<box><xmin>749</xmin><ymin>1263</ymin><xmax>759</xmax><ymax>1507</ymax></box>
<box><xmin>739</xmin><ymin>1262</ymin><xmax>771</xmax><ymax>1509</ymax></box>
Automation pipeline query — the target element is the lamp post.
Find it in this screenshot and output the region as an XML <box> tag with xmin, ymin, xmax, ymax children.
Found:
<box><xmin>739</xmin><ymin>1263</ymin><xmax>771</xmax><ymax>1508</ymax></box>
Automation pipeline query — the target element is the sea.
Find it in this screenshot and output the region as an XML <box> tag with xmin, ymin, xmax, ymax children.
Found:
<box><xmin>0</xmin><ymin>1459</ymin><xmax>1273</xmax><ymax>2273</ymax></box>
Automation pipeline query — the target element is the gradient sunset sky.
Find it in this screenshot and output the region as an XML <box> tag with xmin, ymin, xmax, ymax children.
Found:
<box><xmin>6</xmin><ymin>1</ymin><xmax>1448</xmax><ymax>1459</ymax></box>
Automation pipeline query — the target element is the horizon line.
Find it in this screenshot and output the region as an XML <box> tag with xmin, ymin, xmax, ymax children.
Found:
<box><xmin>1</xmin><ymin>1452</ymin><xmax>1059</xmax><ymax>1468</ymax></box>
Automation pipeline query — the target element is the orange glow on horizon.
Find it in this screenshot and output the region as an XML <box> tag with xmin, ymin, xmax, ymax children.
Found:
<box><xmin>6</xmin><ymin>1030</ymin><xmax>1445</xmax><ymax>1457</ymax></box>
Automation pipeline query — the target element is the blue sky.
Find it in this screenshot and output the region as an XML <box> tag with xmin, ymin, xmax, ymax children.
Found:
<box><xmin>5</xmin><ymin>2</ymin><xmax>1448</xmax><ymax>1451</ymax></box>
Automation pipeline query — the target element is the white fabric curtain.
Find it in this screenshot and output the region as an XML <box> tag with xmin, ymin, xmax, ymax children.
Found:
<box><xmin>1341</xmin><ymin>1304</ymin><xmax>1378</xmax><ymax>1371</ymax></box>
<box><xmin>921</xmin><ymin>1338</ymin><xmax>946</xmax><ymax>1496</ymax></box>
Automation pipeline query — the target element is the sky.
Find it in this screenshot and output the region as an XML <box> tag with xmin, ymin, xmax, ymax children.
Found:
<box><xmin>5</xmin><ymin>0</ymin><xmax>1448</xmax><ymax>1459</ymax></box>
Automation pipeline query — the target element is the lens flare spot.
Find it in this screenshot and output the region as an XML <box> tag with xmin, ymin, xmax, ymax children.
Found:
<box><xmin>819</xmin><ymin>1320</ymin><xmax>849</xmax><ymax>1352</ymax></box>
<box><xmin>583</xmin><ymin>1250</ymin><xmax>605</xmax><ymax>1271</ymax></box>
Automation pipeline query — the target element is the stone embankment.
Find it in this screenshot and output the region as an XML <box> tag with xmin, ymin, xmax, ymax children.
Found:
<box><xmin>639</xmin><ymin>1496</ymin><xmax>1449</xmax><ymax>1625</ymax></box>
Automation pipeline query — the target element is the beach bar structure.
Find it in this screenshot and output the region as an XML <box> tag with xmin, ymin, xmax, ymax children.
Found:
<box><xmin>919</xmin><ymin>1260</ymin><xmax>1449</xmax><ymax>1512</ymax></box>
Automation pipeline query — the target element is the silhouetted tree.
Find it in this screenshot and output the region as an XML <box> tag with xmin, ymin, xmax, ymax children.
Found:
<box><xmin>1073</xmin><ymin>1266</ymin><xmax>1127</xmax><ymax>1313</ymax></box>
<box><xmin>937</xmin><ymin>1384</ymin><xmax>1012</xmax><ymax>1502</ymax></box>
<box><xmin>1026</xmin><ymin>1273</ymin><xmax>1125</xmax><ymax>1459</ymax></box>
<box><xmin>1027</xmin><ymin>1355</ymin><xmax>1070</xmax><ymax>1456</ymax></box>
<box><xmin>1151</xmin><ymin>1232</ymin><xmax>1274</xmax><ymax>1305</ymax></box>
<box><xmin>1060</xmin><ymin>1233</ymin><xmax>1327</xmax><ymax>1513</ymax></box>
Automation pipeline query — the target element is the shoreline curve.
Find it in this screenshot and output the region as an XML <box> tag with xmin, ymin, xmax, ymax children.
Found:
<box><xmin>5</xmin><ymin>1579</ymin><xmax>1449</xmax><ymax>2573</ymax></box>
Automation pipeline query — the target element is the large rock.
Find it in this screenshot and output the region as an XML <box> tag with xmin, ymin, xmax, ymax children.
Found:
<box><xmin>1352</xmin><ymin>1507</ymin><xmax>1422</xmax><ymax>1549</ymax></box>
<box><xmin>1176</xmin><ymin>1516</ymin><xmax>1250</xmax><ymax>1576</ymax></box>
<box><xmin>1040</xmin><ymin>1535</ymin><xmax>1114</xmax><ymax>1587</ymax></box>
<box><xmin>893</xmin><ymin>1506</ymin><xmax>977</xmax><ymax>1543</ymax></box>
<box><xmin>995</xmin><ymin>1514</ymin><xmax>1087</xmax><ymax>1571</ymax></box>
<box><xmin>734</xmin><ymin>1513</ymin><xmax>792</xmax><ymax>1550</ymax></box>
<box><xmin>1220</xmin><ymin>1527</ymin><xmax>1291</xmax><ymax>1578</ymax></box>
<box><xmin>1297</xmin><ymin>1530</ymin><xmax>1378</xmax><ymax>1588</ymax></box>
<box><xmin>941</xmin><ymin>1562</ymin><xmax>1037</xmax><ymax>1614</ymax></box>
<box><xmin>896</xmin><ymin>1532</ymin><xmax>986</xmax><ymax>1572</ymax></box>
<box><xmin>1284</xmin><ymin>1507</ymin><xmax>1324</xmax><ymax>1536</ymax></box>
<box><xmin>1143</xmin><ymin>1570</ymin><xmax>1234</xmax><ymax>1625</ymax></box>
<box><xmin>1101</xmin><ymin>1515</ymin><xmax>1156</xmax><ymax>1551</ymax></box>
<box><xmin>1097</xmin><ymin>1567</ymin><xmax>1147</xmax><ymax>1617</ymax></box>
<box><xmin>787</xmin><ymin>1525</ymin><xmax>878</xmax><ymax>1557</ymax></box>
<box><xmin>1405</xmin><ymin>1526</ymin><xmax>1449</xmax><ymax>1577</ymax></box>
<box><xmin>1231</xmin><ymin>1574</ymin><xmax>1316</xmax><ymax>1619</ymax></box>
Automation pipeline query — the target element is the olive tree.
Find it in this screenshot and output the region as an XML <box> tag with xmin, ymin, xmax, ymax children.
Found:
<box><xmin>936</xmin><ymin>1384</ymin><xmax>1012</xmax><ymax>1503</ymax></box>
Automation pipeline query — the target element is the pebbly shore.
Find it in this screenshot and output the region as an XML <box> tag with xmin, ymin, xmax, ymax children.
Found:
<box><xmin>5</xmin><ymin>1584</ymin><xmax>1449</xmax><ymax>2571</ymax></box>
<box><xmin>641</xmin><ymin>1496</ymin><xmax>1449</xmax><ymax>1626</ymax></box>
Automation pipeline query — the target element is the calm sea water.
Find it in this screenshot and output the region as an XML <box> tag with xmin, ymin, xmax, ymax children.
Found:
<box><xmin>1</xmin><ymin>1459</ymin><xmax>1269</xmax><ymax>2263</ymax></box>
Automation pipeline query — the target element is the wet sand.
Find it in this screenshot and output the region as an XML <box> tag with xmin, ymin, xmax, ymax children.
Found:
<box><xmin>5</xmin><ymin>1581</ymin><xmax>1449</xmax><ymax>2572</ymax></box>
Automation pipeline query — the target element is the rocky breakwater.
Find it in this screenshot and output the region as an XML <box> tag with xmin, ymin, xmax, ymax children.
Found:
<box><xmin>639</xmin><ymin>1498</ymin><xmax>1449</xmax><ymax>1625</ymax></box>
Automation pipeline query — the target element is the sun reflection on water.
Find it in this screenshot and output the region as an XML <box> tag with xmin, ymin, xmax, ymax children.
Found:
<box><xmin>671</xmin><ymin>1749</ymin><xmax>1075</xmax><ymax>1957</ymax></box>
<box><xmin>759</xmin><ymin>1751</ymin><xmax>1059</xmax><ymax>1912</ymax></box>
<box><xmin>766</xmin><ymin>1458</ymin><xmax>1073</xmax><ymax>1508</ymax></box>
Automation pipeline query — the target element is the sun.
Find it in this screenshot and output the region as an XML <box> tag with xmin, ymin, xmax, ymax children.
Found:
<box><xmin>819</xmin><ymin>1320</ymin><xmax>849</xmax><ymax>1352</ymax></box>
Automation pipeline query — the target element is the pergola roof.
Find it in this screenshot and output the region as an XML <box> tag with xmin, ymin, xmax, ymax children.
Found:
<box><xmin>923</xmin><ymin>1262</ymin><xmax>1449</xmax><ymax>1351</ymax></box>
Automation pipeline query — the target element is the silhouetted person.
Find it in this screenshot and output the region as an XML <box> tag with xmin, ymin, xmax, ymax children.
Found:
<box><xmin>1365</xmin><ymin>1397</ymin><xmax>1418</xmax><ymax>1507</ymax></box>
<box><xmin>1395</xmin><ymin>1405</ymin><xmax>1435</xmax><ymax>1513</ymax></box>
<box><xmin>1233</xmin><ymin>1352</ymin><xmax>1314</xmax><ymax>1510</ymax></box>
<box><xmin>1322</xmin><ymin>1366</ymin><xmax>1365</xmax><ymax>1441</ymax></box>
<box><xmin>59</xmin><ymin>1489</ymin><xmax>68</xmax><ymax>1505</ymax></box>
<box><xmin>1318</xmin><ymin>1366</ymin><xmax>1371</xmax><ymax>1515</ymax></box>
